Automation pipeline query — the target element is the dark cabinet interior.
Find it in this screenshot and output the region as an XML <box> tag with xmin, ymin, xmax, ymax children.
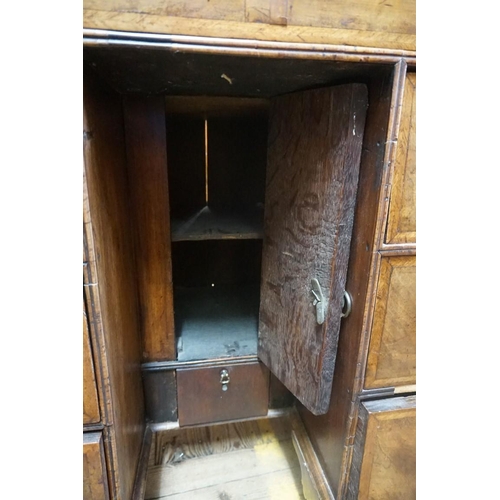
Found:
<box><xmin>84</xmin><ymin>37</ymin><xmax>394</xmax><ymax>425</ymax></box>
<box><xmin>173</xmin><ymin>239</ymin><xmax>262</xmax><ymax>361</ymax></box>
<box><xmin>166</xmin><ymin>98</ymin><xmax>268</xmax><ymax>362</ymax></box>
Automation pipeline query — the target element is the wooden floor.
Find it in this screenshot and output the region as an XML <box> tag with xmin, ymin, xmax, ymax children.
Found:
<box><xmin>145</xmin><ymin>416</ymin><xmax>306</xmax><ymax>500</ymax></box>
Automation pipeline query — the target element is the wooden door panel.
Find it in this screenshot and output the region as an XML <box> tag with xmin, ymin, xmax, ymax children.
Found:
<box><xmin>83</xmin><ymin>432</ymin><xmax>110</xmax><ymax>500</ymax></box>
<box><xmin>258</xmin><ymin>84</ymin><xmax>368</xmax><ymax>415</ymax></box>
<box><xmin>347</xmin><ymin>396</ymin><xmax>416</xmax><ymax>500</ymax></box>
<box><xmin>83</xmin><ymin>300</ymin><xmax>100</xmax><ymax>424</ymax></box>
<box><xmin>365</xmin><ymin>256</ymin><xmax>416</xmax><ymax>389</ymax></box>
<box><xmin>386</xmin><ymin>72</ymin><xmax>416</xmax><ymax>244</ymax></box>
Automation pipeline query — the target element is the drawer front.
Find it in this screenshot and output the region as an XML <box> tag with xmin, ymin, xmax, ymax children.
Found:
<box><xmin>177</xmin><ymin>361</ymin><xmax>269</xmax><ymax>426</ymax></box>
<box><xmin>386</xmin><ymin>72</ymin><xmax>416</xmax><ymax>245</ymax></box>
<box><xmin>347</xmin><ymin>396</ymin><xmax>416</xmax><ymax>500</ymax></box>
<box><xmin>365</xmin><ymin>256</ymin><xmax>416</xmax><ymax>389</ymax></box>
<box><xmin>83</xmin><ymin>432</ymin><xmax>109</xmax><ymax>500</ymax></box>
<box><xmin>84</xmin><ymin>301</ymin><xmax>100</xmax><ymax>424</ymax></box>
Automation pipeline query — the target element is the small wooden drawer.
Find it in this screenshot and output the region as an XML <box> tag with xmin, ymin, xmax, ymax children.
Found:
<box><xmin>177</xmin><ymin>361</ymin><xmax>269</xmax><ymax>426</ymax></box>
<box><xmin>83</xmin><ymin>432</ymin><xmax>109</xmax><ymax>500</ymax></box>
<box><xmin>385</xmin><ymin>72</ymin><xmax>416</xmax><ymax>245</ymax></box>
<box><xmin>364</xmin><ymin>256</ymin><xmax>416</xmax><ymax>389</ymax></box>
<box><xmin>347</xmin><ymin>396</ymin><xmax>416</xmax><ymax>500</ymax></box>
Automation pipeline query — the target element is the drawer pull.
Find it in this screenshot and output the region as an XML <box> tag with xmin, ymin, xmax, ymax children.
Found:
<box><xmin>341</xmin><ymin>291</ymin><xmax>352</xmax><ymax>319</ymax></box>
<box><xmin>220</xmin><ymin>369</ymin><xmax>230</xmax><ymax>391</ymax></box>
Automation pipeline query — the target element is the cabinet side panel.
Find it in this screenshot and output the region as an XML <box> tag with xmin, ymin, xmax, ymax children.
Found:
<box><xmin>124</xmin><ymin>95</ymin><xmax>176</xmax><ymax>362</ymax></box>
<box><xmin>83</xmin><ymin>67</ymin><xmax>145</xmax><ymax>500</ymax></box>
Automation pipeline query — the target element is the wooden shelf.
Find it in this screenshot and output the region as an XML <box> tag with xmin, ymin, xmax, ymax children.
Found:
<box><xmin>175</xmin><ymin>284</ymin><xmax>260</xmax><ymax>362</ymax></box>
<box><xmin>171</xmin><ymin>206</ymin><xmax>263</xmax><ymax>242</ymax></box>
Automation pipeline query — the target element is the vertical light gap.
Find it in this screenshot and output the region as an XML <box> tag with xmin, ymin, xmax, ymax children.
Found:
<box><xmin>204</xmin><ymin>118</ymin><xmax>209</xmax><ymax>205</ymax></box>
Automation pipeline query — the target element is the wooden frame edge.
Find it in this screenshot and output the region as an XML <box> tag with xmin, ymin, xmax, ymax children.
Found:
<box><xmin>131</xmin><ymin>426</ymin><xmax>153</xmax><ymax>500</ymax></box>
<box><xmin>83</xmin><ymin>28</ymin><xmax>416</xmax><ymax>59</ymax></box>
<box><xmin>291</xmin><ymin>412</ymin><xmax>335</xmax><ymax>500</ymax></box>
<box><xmin>83</xmin><ymin>29</ymin><xmax>415</xmax><ymax>66</ymax></box>
<box><xmin>338</xmin><ymin>59</ymin><xmax>408</xmax><ymax>498</ymax></box>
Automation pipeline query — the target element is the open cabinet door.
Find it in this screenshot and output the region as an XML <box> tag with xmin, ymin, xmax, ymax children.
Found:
<box><xmin>258</xmin><ymin>84</ymin><xmax>368</xmax><ymax>415</ymax></box>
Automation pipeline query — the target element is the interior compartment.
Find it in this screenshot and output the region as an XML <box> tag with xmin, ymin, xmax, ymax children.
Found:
<box><xmin>172</xmin><ymin>240</ymin><xmax>262</xmax><ymax>361</ymax></box>
<box><xmin>165</xmin><ymin>96</ymin><xmax>269</xmax><ymax>361</ymax></box>
<box><xmin>166</xmin><ymin>96</ymin><xmax>268</xmax><ymax>241</ymax></box>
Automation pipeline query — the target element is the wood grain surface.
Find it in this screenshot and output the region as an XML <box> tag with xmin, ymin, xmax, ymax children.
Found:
<box><xmin>124</xmin><ymin>95</ymin><xmax>176</xmax><ymax>361</ymax></box>
<box><xmin>385</xmin><ymin>72</ymin><xmax>416</xmax><ymax>245</ymax></box>
<box><xmin>258</xmin><ymin>83</ymin><xmax>368</xmax><ymax>415</ymax></box>
<box><xmin>83</xmin><ymin>300</ymin><xmax>100</xmax><ymax>425</ymax></box>
<box><xmin>83</xmin><ymin>432</ymin><xmax>110</xmax><ymax>500</ymax></box>
<box><xmin>364</xmin><ymin>255</ymin><xmax>416</xmax><ymax>389</ymax></box>
<box><xmin>84</xmin><ymin>0</ymin><xmax>416</xmax><ymax>34</ymax></box>
<box><xmin>132</xmin><ymin>427</ymin><xmax>153</xmax><ymax>500</ymax></box>
<box><xmin>150</xmin><ymin>415</ymin><xmax>293</xmax><ymax>467</ymax></box>
<box><xmin>346</xmin><ymin>396</ymin><xmax>416</xmax><ymax>500</ymax></box>
<box><xmin>336</xmin><ymin>62</ymin><xmax>409</xmax><ymax>498</ymax></box>
<box><xmin>290</xmin><ymin>413</ymin><xmax>334</xmax><ymax>499</ymax></box>
<box><xmin>84</xmin><ymin>67</ymin><xmax>145</xmax><ymax>500</ymax></box>
<box><xmin>146</xmin><ymin>415</ymin><xmax>304</xmax><ymax>499</ymax></box>
<box><xmin>296</xmin><ymin>68</ymin><xmax>396</xmax><ymax>495</ymax></box>
<box><xmin>83</xmin><ymin>0</ymin><xmax>416</xmax><ymax>51</ymax></box>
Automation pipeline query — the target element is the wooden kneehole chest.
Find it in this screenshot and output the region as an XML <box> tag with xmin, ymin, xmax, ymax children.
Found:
<box><xmin>83</xmin><ymin>26</ymin><xmax>416</xmax><ymax>499</ymax></box>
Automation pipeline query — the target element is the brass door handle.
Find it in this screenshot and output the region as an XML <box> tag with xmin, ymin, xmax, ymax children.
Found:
<box><xmin>311</xmin><ymin>278</ymin><xmax>326</xmax><ymax>325</ymax></box>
